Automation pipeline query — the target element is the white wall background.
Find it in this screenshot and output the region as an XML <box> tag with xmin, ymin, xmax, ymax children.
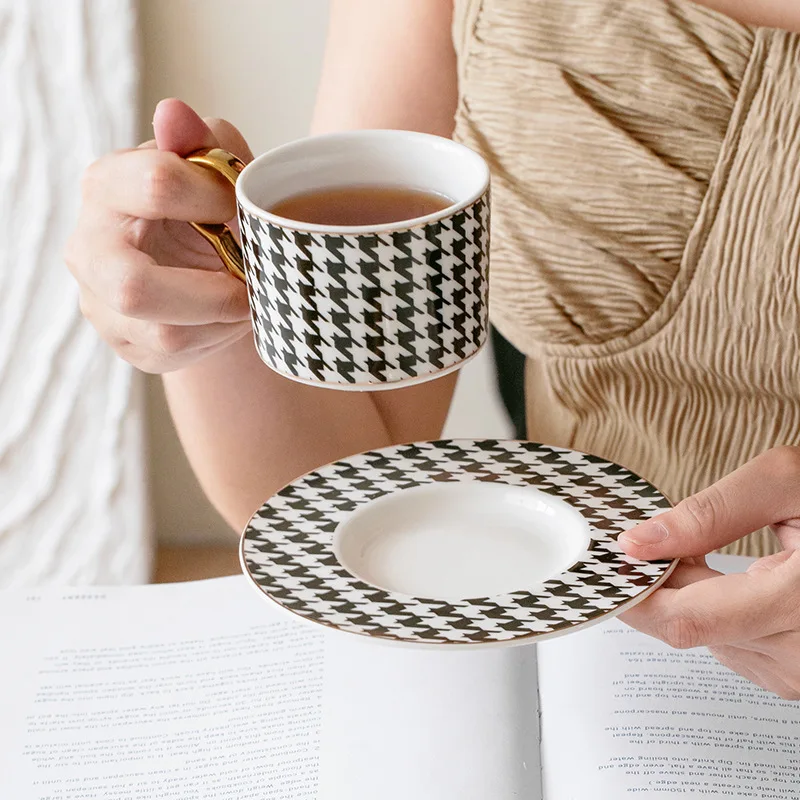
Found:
<box><xmin>139</xmin><ymin>0</ymin><xmax>511</xmax><ymax>547</ymax></box>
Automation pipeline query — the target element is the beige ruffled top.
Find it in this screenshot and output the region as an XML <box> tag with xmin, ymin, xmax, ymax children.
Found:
<box><xmin>453</xmin><ymin>0</ymin><xmax>800</xmax><ymax>556</ymax></box>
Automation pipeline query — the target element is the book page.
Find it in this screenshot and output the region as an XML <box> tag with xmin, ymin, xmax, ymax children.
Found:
<box><xmin>537</xmin><ymin>556</ymin><xmax>800</xmax><ymax>799</ymax></box>
<box><xmin>0</xmin><ymin>579</ymin><xmax>326</xmax><ymax>799</ymax></box>
<box><xmin>0</xmin><ymin>577</ymin><xmax>539</xmax><ymax>799</ymax></box>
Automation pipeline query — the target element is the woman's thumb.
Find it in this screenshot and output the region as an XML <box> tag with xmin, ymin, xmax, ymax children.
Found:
<box><xmin>620</xmin><ymin>447</ymin><xmax>800</xmax><ymax>560</ymax></box>
<box><xmin>153</xmin><ymin>98</ymin><xmax>218</xmax><ymax>155</ymax></box>
<box><xmin>153</xmin><ymin>98</ymin><xmax>254</xmax><ymax>166</ymax></box>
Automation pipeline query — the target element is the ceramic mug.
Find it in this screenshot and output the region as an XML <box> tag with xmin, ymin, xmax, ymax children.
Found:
<box><xmin>187</xmin><ymin>130</ymin><xmax>490</xmax><ymax>390</ymax></box>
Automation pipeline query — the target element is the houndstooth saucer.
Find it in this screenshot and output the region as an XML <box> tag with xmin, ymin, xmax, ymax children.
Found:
<box><xmin>240</xmin><ymin>440</ymin><xmax>675</xmax><ymax>648</ymax></box>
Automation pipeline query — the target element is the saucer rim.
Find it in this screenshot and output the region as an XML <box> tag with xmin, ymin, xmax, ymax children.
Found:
<box><xmin>238</xmin><ymin>542</ymin><xmax>678</xmax><ymax>650</ymax></box>
<box><xmin>239</xmin><ymin>438</ymin><xmax>675</xmax><ymax>648</ymax></box>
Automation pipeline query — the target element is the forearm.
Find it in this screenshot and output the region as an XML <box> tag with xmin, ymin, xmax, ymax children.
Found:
<box><xmin>164</xmin><ymin>338</ymin><xmax>454</xmax><ymax>531</ymax></box>
<box><xmin>692</xmin><ymin>0</ymin><xmax>800</xmax><ymax>30</ymax></box>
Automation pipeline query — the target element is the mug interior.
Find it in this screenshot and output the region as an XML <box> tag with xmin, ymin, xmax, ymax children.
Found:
<box><xmin>236</xmin><ymin>129</ymin><xmax>490</xmax><ymax>233</ymax></box>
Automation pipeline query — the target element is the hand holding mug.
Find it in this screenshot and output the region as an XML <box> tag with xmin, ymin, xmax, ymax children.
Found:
<box><xmin>68</xmin><ymin>98</ymin><xmax>491</xmax><ymax>390</ymax></box>
<box><xmin>65</xmin><ymin>99</ymin><xmax>254</xmax><ymax>374</ymax></box>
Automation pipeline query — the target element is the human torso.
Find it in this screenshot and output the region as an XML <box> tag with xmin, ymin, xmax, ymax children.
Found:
<box><xmin>453</xmin><ymin>0</ymin><xmax>800</xmax><ymax>555</ymax></box>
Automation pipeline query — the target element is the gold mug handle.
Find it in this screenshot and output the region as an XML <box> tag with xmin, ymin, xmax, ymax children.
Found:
<box><xmin>185</xmin><ymin>148</ymin><xmax>248</xmax><ymax>283</ymax></box>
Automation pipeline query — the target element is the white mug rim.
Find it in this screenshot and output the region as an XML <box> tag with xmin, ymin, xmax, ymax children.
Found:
<box><xmin>235</xmin><ymin>129</ymin><xmax>490</xmax><ymax>235</ymax></box>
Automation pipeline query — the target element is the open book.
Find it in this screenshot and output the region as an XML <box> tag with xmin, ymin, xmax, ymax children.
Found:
<box><xmin>2</xmin><ymin>555</ymin><xmax>798</xmax><ymax>799</ymax></box>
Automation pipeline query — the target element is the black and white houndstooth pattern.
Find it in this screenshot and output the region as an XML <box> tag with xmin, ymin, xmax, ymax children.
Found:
<box><xmin>238</xmin><ymin>194</ymin><xmax>489</xmax><ymax>386</ymax></box>
<box><xmin>241</xmin><ymin>440</ymin><xmax>673</xmax><ymax>646</ymax></box>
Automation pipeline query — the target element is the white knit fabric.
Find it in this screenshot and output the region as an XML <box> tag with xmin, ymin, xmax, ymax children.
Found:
<box><xmin>0</xmin><ymin>0</ymin><xmax>151</xmax><ymax>587</ymax></box>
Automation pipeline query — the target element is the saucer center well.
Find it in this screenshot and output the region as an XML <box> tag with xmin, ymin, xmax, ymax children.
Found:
<box><xmin>333</xmin><ymin>482</ymin><xmax>591</xmax><ymax>601</ymax></box>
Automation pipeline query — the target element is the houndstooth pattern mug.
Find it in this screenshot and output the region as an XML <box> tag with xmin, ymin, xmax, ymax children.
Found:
<box><xmin>186</xmin><ymin>130</ymin><xmax>490</xmax><ymax>390</ymax></box>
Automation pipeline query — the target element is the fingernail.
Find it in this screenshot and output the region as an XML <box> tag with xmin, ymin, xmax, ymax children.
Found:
<box><xmin>621</xmin><ymin>520</ymin><xmax>669</xmax><ymax>547</ymax></box>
